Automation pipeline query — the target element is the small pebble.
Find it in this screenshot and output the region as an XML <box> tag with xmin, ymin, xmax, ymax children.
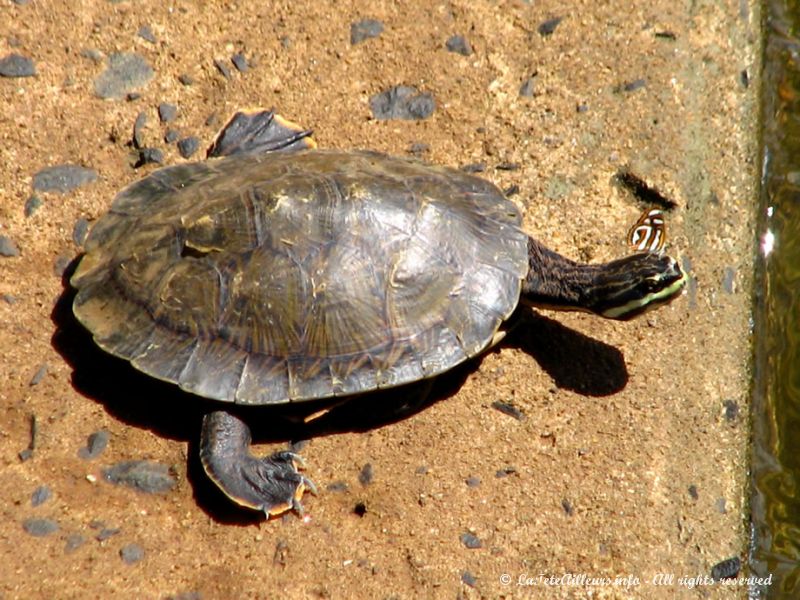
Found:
<box><xmin>96</xmin><ymin>527</ymin><xmax>121</xmax><ymax>542</ymax></box>
<box><xmin>33</xmin><ymin>165</ymin><xmax>97</xmax><ymax>193</ymax></box>
<box><xmin>29</xmin><ymin>363</ymin><xmax>47</xmax><ymax>386</ymax></box>
<box><xmin>135</xmin><ymin>148</ymin><xmax>164</xmax><ymax>168</ymax></box>
<box><xmin>461</xmin><ymin>571</ymin><xmax>477</xmax><ymax>587</ymax></box>
<box><xmin>103</xmin><ymin>460</ymin><xmax>176</xmax><ymax>493</ymax></box>
<box><xmin>495</xmin><ymin>466</ymin><xmax>517</xmax><ymax>478</ymax></box>
<box><xmin>370</xmin><ymin>86</ymin><xmax>435</xmax><ymax>120</ymax></box>
<box><xmin>78</xmin><ymin>429</ymin><xmax>110</xmax><ymax>460</ymax></box>
<box><xmin>350</xmin><ymin>19</ymin><xmax>384</xmax><ymax>45</ymax></box>
<box><xmin>2</xmin><ymin>293</ymin><xmax>17</xmax><ymax>304</ymax></box>
<box><xmin>445</xmin><ymin>35</ymin><xmax>472</xmax><ymax>56</ymax></box>
<box><xmin>496</xmin><ymin>162</ymin><xmax>520</xmax><ymax>171</ymax></box>
<box><xmin>722</xmin><ymin>267</ymin><xmax>736</xmax><ymax>294</ymax></box>
<box><xmin>358</xmin><ymin>463</ymin><xmax>374</xmax><ymax>485</ymax></box>
<box><xmin>414</xmin><ymin>465</ymin><xmax>428</xmax><ymax>475</ymax></box>
<box><xmin>519</xmin><ymin>77</ymin><xmax>536</xmax><ymax>97</ymax></box>
<box><xmin>80</xmin><ymin>48</ymin><xmax>104</xmax><ymax>63</ymax></box>
<box><xmin>710</xmin><ymin>556</ymin><xmax>741</xmax><ymax>581</ymax></box>
<box><xmin>24</xmin><ymin>195</ymin><xmax>42</xmax><ymax>217</ymax></box>
<box><xmin>19</xmin><ymin>413</ymin><xmax>37</xmax><ymax>461</ymax></box>
<box><xmin>326</xmin><ymin>481</ymin><xmax>348</xmax><ymax>492</ymax></box>
<box><xmin>0</xmin><ymin>53</ymin><xmax>36</xmax><ymax>77</ymax></box>
<box><xmin>31</xmin><ymin>485</ymin><xmax>52</xmax><ymax>507</ymax></box>
<box><xmin>460</xmin><ymin>163</ymin><xmax>485</xmax><ymax>173</ymax></box>
<box><xmin>213</xmin><ymin>58</ymin><xmax>232</xmax><ymax>80</ymax></box>
<box><xmin>72</xmin><ymin>217</ymin><xmax>90</xmax><ymax>246</ymax></box>
<box><xmin>120</xmin><ymin>543</ymin><xmax>145</xmax><ymax>564</ymax></box>
<box><xmin>0</xmin><ymin>236</ymin><xmax>20</xmax><ymax>257</ymax></box>
<box><xmin>408</xmin><ymin>142</ymin><xmax>429</xmax><ymax>155</ymax></box>
<box><xmin>65</xmin><ymin>534</ymin><xmax>86</xmax><ymax>553</ymax></box>
<box><xmin>503</xmin><ymin>184</ymin><xmax>520</xmax><ymax>197</ymax></box>
<box><xmin>137</xmin><ymin>25</ymin><xmax>157</xmax><ymax>44</ymax></box>
<box><xmin>619</xmin><ymin>78</ymin><xmax>647</xmax><ymax>93</ymax></box>
<box><xmin>491</xmin><ymin>400</ymin><xmax>524</xmax><ymax>420</ymax></box>
<box><xmin>715</xmin><ymin>497</ymin><xmax>727</xmax><ymax>514</ymax></box>
<box><xmin>133</xmin><ymin>111</ymin><xmax>148</xmax><ymax>148</ymax></box>
<box><xmin>126</xmin><ymin>92</ymin><xmax>141</xmax><ymax>102</ymax></box>
<box><xmin>158</xmin><ymin>103</ymin><xmax>178</xmax><ymax>123</ymax></box>
<box><xmin>231</xmin><ymin>53</ymin><xmax>248</xmax><ymax>73</ymax></box>
<box><xmin>460</xmin><ymin>532</ymin><xmax>482</xmax><ymax>549</ymax></box>
<box><xmin>53</xmin><ymin>255</ymin><xmax>72</xmax><ymax>277</ymax></box>
<box><xmin>561</xmin><ymin>498</ymin><xmax>574</xmax><ymax>516</ymax></box>
<box><xmin>538</xmin><ymin>16</ymin><xmax>563</xmax><ymax>36</ymax></box>
<box><xmin>22</xmin><ymin>518</ymin><xmax>59</xmax><ymax>537</ymax></box>
<box><xmin>94</xmin><ymin>52</ymin><xmax>154</xmax><ymax>100</ymax></box>
<box><xmin>723</xmin><ymin>399</ymin><xmax>739</xmax><ymax>422</ymax></box>
<box><xmin>164</xmin><ymin>128</ymin><xmax>180</xmax><ymax>144</ymax></box>
<box><xmin>177</xmin><ymin>136</ymin><xmax>200</xmax><ymax>159</ymax></box>
<box><xmin>177</xmin><ymin>73</ymin><xmax>194</xmax><ymax>86</ymax></box>
<box><xmin>688</xmin><ymin>484</ymin><xmax>699</xmax><ymax>500</ymax></box>
<box><xmin>465</xmin><ymin>476</ymin><xmax>481</xmax><ymax>488</ymax></box>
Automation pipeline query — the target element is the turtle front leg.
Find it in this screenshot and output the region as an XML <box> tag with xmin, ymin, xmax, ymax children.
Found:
<box><xmin>200</xmin><ymin>410</ymin><xmax>316</xmax><ymax>517</ymax></box>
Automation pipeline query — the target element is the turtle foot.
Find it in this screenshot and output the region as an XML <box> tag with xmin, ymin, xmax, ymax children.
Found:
<box><xmin>200</xmin><ymin>410</ymin><xmax>316</xmax><ymax>517</ymax></box>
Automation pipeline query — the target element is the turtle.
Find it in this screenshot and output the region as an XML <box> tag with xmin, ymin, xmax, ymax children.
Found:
<box><xmin>70</xmin><ymin>110</ymin><xmax>687</xmax><ymax>517</ymax></box>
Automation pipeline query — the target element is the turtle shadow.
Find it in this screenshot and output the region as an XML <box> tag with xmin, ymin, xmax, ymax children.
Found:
<box><xmin>52</xmin><ymin>262</ymin><xmax>627</xmax><ymax>524</ymax></box>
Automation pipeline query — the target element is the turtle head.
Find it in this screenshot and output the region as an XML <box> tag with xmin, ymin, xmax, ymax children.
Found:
<box><xmin>580</xmin><ymin>252</ymin><xmax>687</xmax><ymax>320</ymax></box>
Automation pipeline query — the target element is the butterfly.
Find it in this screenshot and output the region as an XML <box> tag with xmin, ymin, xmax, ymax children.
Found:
<box><xmin>627</xmin><ymin>208</ymin><xmax>666</xmax><ymax>253</ymax></box>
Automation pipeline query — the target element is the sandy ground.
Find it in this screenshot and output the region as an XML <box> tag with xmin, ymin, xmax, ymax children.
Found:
<box><xmin>1</xmin><ymin>1</ymin><xmax>760</xmax><ymax>598</ymax></box>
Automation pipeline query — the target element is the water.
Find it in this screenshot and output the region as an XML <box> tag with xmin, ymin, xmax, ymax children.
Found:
<box><xmin>750</xmin><ymin>1</ymin><xmax>800</xmax><ymax>596</ymax></box>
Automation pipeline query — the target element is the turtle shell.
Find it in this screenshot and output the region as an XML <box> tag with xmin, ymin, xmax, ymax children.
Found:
<box><xmin>71</xmin><ymin>150</ymin><xmax>529</xmax><ymax>404</ymax></box>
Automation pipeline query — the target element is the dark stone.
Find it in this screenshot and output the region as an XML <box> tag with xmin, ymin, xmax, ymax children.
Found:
<box><xmin>369</xmin><ymin>86</ymin><xmax>435</xmax><ymax>120</ymax></box>
<box><xmin>465</xmin><ymin>476</ymin><xmax>481</xmax><ymax>488</ymax></box>
<box><xmin>177</xmin><ymin>136</ymin><xmax>200</xmax><ymax>159</ymax></box>
<box><xmin>503</xmin><ymin>184</ymin><xmax>520</xmax><ymax>197</ymax></box>
<box><xmin>213</xmin><ymin>58</ymin><xmax>232</xmax><ymax>80</ymax></box>
<box><xmin>461</xmin><ymin>571</ymin><xmax>477</xmax><ymax>587</ymax></box>
<box><xmin>164</xmin><ymin>128</ymin><xmax>179</xmax><ymax>144</ymax></box>
<box><xmin>22</xmin><ymin>518</ymin><xmax>59</xmax><ymax>537</ymax></box>
<box><xmin>53</xmin><ymin>255</ymin><xmax>71</xmax><ymax>277</ymax></box>
<box><xmin>353</xmin><ymin>502</ymin><xmax>367</xmax><ymax>517</ymax></box>
<box><xmin>94</xmin><ymin>52</ymin><xmax>154</xmax><ymax>99</ymax></box>
<box><xmin>80</xmin><ymin>48</ymin><xmax>104</xmax><ymax>63</ymax></box>
<box><xmin>133</xmin><ymin>111</ymin><xmax>148</xmax><ymax>149</ymax></box>
<box><xmin>120</xmin><ymin>543</ymin><xmax>145</xmax><ymax>564</ymax></box>
<box><xmin>24</xmin><ymin>195</ymin><xmax>42</xmax><ymax>217</ymax></box>
<box><xmin>231</xmin><ymin>53</ymin><xmax>248</xmax><ymax>73</ymax></box>
<box><xmin>0</xmin><ymin>236</ymin><xmax>20</xmax><ymax>257</ymax></box>
<box><xmin>103</xmin><ymin>460</ymin><xmax>176</xmax><ymax>493</ymax></box>
<box><xmin>178</xmin><ymin>73</ymin><xmax>194</xmax><ymax>86</ymax></box>
<box><xmin>72</xmin><ymin>217</ymin><xmax>90</xmax><ymax>246</ymax></box>
<box><xmin>723</xmin><ymin>399</ymin><xmax>739</xmax><ymax>422</ymax></box>
<box><xmin>561</xmin><ymin>498</ymin><xmax>574</xmax><ymax>516</ymax></box>
<box><xmin>19</xmin><ymin>413</ymin><xmax>37</xmax><ymax>461</ymax></box>
<box><xmin>576</xmin><ymin>102</ymin><xmax>589</xmax><ymax>113</ymax></box>
<box><xmin>495</xmin><ymin>466</ymin><xmax>517</xmax><ymax>478</ymax></box>
<box><xmin>492</xmin><ymin>400</ymin><xmax>525</xmax><ymax>421</ymax></box>
<box><xmin>722</xmin><ymin>267</ymin><xmax>736</xmax><ymax>294</ymax></box>
<box><xmin>358</xmin><ymin>463</ymin><xmax>374</xmax><ymax>485</ymax></box>
<box><xmin>460</xmin><ymin>162</ymin><xmax>485</xmax><ymax>173</ymax></box>
<box><xmin>619</xmin><ymin>78</ymin><xmax>646</xmax><ymax>93</ymax></box>
<box><xmin>496</xmin><ymin>162</ymin><xmax>520</xmax><ymax>171</ymax></box>
<box><xmin>96</xmin><ymin>527</ymin><xmax>121</xmax><ymax>542</ymax></box>
<box><xmin>460</xmin><ymin>532</ymin><xmax>482</xmax><ymax>549</ymax></box>
<box><xmin>78</xmin><ymin>429</ymin><xmax>110</xmax><ymax>460</ymax></box>
<box><xmin>445</xmin><ymin>35</ymin><xmax>472</xmax><ymax>56</ymax></box>
<box><xmin>519</xmin><ymin>77</ymin><xmax>536</xmax><ymax>97</ymax></box>
<box><xmin>0</xmin><ymin>53</ymin><xmax>36</xmax><ymax>77</ymax></box>
<box><xmin>688</xmin><ymin>484</ymin><xmax>699</xmax><ymax>500</ymax></box>
<box><xmin>31</xmin><ymin>485</ymin><xmax>51</xmax><ymax>507</ymax></box>
<box><xmin>126</xmin><ymin>92</ymin><xmax>141</xmax><ymax>101</ymax></box>
<box><xmin>2</xmin><ymin>294</ymin><xmax>17</xmax><ymax>304</ymax></box>
<box><xmin>135</xmin><ymin>148</ymin><xmax>164</xmax><ymax>168</ymax></box>
<box><xmin>350</xmin><ymin>19</ymin><xmax>384</xmax><ymax>45</ymax></box>
<box><xmin>137</xmin><ymin>25</ymin><xmax>157</xmax><ymax>44</ymax></box>
<box><xmin>33</xmin><ymin>165</ymin><xmax>97</xmax><ymax>193</ymax></box>
<box><xmin>408</xmin><ymin>142</ymin><xmax>429</xmax><ymax>155</ymax></box>
<box><xmin>710</xmin><ymin>557</ymin><xmax>741</xmax><ymax>581</ymax></box>
<box><xmin>29</xmin><ymin>363</ymin><xmax>47</xmax><ymax>386</ymax></box>
<box><xmin>538</xmin><ymin>17</ymin><xmax>563</xmax><ymax>36</ymax></box>
<box><xmin>326</xmin><ymin>481</ymin><xmax>348</xmax><ymax>492</ymax></box>
<box><xmin>65</xmin><ymin>534</ymin><xmax>86</xmax><ymax>553</ymax></box>
<box><xmin>158</xmin><ymin>103</ymin><xmax>178</xmax><ymax>123</ymax></box>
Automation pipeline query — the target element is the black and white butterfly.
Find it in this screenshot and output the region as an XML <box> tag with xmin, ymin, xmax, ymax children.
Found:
<box><xmin>627</xmin><ymin>208</ymin><xmax>666</xmax><ymax>253</ymax></box>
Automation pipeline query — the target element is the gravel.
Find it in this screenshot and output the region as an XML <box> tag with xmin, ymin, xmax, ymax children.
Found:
<box><xmin>445</xmin><ymin>35</ymin><xmax>472</xmax><ymax>56</ymax></box>
<box><xmin>103</xmin><ymin>460</ymin><xmax>177</xmax><ymax>493</ymax></box>
<box><xmin>350</xmin><ymin>19</ymin><xmax>384</xmax><ymax>45</ymax></box>
<box><xmin>94</xmin><ymin>52</ymin><xmax>154</xmax><ymax>99</ymax></box>
<box><xmin>177</xmin><ymin>136</ymin><xmax>200</xmax><ymax>159</ymax></box>
<box><xmin>78</xmin><ymin>429</ymin><xmax>110</xmax><ymax>460</ymax></box>
<box><xmin>0</xmin><ymin>236</ymin><xmax>20</xmax><ymax>257</ymax></box>
<box><xmin>22</xmin><ymin>518</ymin><xmax>59</xmax><ymax>537</ymax></box>
<box><xmin>0</xmin><ymin>53</ymin><xmax>36</xmax><ymax>77</ymax></box>
<box><xmin>120</xmin><ymin>543</ymin><xmax>145</xmax><ymax>564</ymax></box>
<box><xmin>369</xmin><ymin>86</ymin><xmax>435</xmax><ymax>120</ymax></box>
<box><xmin>32</xmin><ymin>164</ymin><xmax>97</xmax><ymax>193</ymax></box>
<box><xmin>158</xmin><ymin>103</ymin><xmax>178</xmax><ymax>123</ymax></box>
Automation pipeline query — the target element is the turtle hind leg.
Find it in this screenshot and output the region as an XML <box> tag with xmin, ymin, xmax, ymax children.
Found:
<box><xmin>207</xmin><ymin>110</ymin><xmax>316</xmax><ymax>158</ymax></box>
<box><xmin>200</xmin><ymin>410</ymin><xmax>316</xmax><ymax>517</ymax></box>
